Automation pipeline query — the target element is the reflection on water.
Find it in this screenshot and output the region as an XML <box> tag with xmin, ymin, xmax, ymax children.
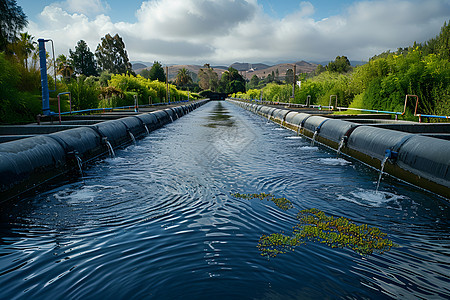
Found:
<box><xmin>0</xmin><ymin>101</ymin><xmax>449</xmax><ymax>299</ymax></box>
<box><xmin>204</xmin><ymin>101</ymin><xmax>235</xmax><ymax>128</ymax></box>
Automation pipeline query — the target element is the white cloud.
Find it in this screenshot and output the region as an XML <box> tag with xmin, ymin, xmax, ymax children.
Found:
<box><xmin>26</xmin><ymin>0</ymin><xmax>450</xmax><ymax>64</ymax></box>
<box><xmin>29</xmin><ymin>5</ymin><xmax>115</xmax><ymax>56</ymax></box>
<box><xmin>65</xmin><ymin>0</ymin><xmax>109</xmax><ymax>15</ymax></box>
<box><xmin>134</xmin><ymin>0</ymin><xmax>256</xmax><ymax>40</ymax></box>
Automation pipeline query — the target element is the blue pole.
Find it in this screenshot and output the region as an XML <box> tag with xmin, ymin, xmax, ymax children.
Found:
<box><xmin>38</xmin><ymin>39</ymin><xmax>51</xmax><ymax>116</ymax></box>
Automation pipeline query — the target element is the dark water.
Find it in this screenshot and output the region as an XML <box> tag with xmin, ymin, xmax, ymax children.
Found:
<box><xmin>1</xmin><ymin>101</ymin><xmax>449</xmax><ymax>299</ymax></box>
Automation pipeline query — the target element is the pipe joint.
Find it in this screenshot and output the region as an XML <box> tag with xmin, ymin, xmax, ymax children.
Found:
<box><xmin>385</xmin><ymin>149</ymin><xmax>398</xmax><ymax>161</ymax></box>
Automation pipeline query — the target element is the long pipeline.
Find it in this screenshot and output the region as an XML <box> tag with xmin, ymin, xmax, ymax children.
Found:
<box><xmin>228</xmin><ymin>99</ymin><xmax>450</xmax><ymax>200</ymax></box>
<box><xmin>0</xmin><ymin>100</ymin><xmax>210</xmax><ymax>202</ymax></box>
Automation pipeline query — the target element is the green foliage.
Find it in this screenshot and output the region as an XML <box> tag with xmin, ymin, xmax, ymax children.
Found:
<box><xmin>315</xmin><ymin>64</ymin><xmax>326</xmax><ymax>75</ymax></box>
<box><xmin>174</xmin><ymin>67</ymin><xmax>192</xmax><ymax>88</ymax></box>
<box><xmin>262</xmin><ymin>83</ymin><xmax>292</xmax><ymax>102</ymax></box>
<box><xmin>139</xmin><ymin>68</ymin><xmax>151</xmax><ymax>79</ymax></box>
<box><xmin>292</xmin><ymin>71</ymin><xmax>353</xmax><ymax>107</ymax></box>
<box><xmin>327</xmin><ymin>56</ymin><xmax>352</xmax><ymax>73</ymax></box>
<box><xmin>248</xmin><ymin>89</ymin><xmax>261</xmax><ymax>100</ymax></box>
<box><xmin>349</xmin><ymin>93</ymin><xmax>365</xmax><ymax>109</ymax></box>
<box><xmin>418</xmin><ymin>20</ymin><xmax>450</xmax><ymax>61</ymax></box>
<box><xmin>66</xmin><ymin>76</ymin><xmax>100</xmax><ymax>110</ymax></box>
<box><xmin>56</xmin><ymin>54</ymin><xmax>74</xmax><ymax>82</ymax></box>
<box><xmin>248</xmin><ymin>75</ymin><xmax>260</xmax><ymax>89</ymax></box>
<box><xmin>7</xmin><ymin>32</ymin><xmax>35</xmax><ymax>69</ymax></box>
<box><xmin>235</xmin><ymin>89</ymin><xmax>261</xmax><ymax>100</ymax></box>
<box><xmin>353</xmin><ymin>48</ymin><xmax>450</xmax><ymax>115</ymax></box>
<box><xmin>0</xmin><ymin>52</ymin><xmax>41</xmax><ymax>123</ymax></box>
<box><xmin>285</xmin><ymin>68</ymin><xmax>295</xmax><ymax>85</ymax></box>
<box><xmin>95</xmin><ymin>33</ymin><xmax>132</xmax><ymax>74</ymax></box>
<box><xmin>235</xmin><ymin>22</ymin><xmax>449</xmax><ymax>119</ymax></box>
<box><xmin>147</xmin><ymin>61</ymin><xmax>166</xmax><ymax>82</ymax></box>
<box><xmin>0</xmin><ymin>0</ymin><xmax>28</xmax><ymax>52</ymax></box>
<box><xmin>99</xmin><ymin>71</ymin><xmax>112</xmax><ymax>87</ymax></box>
<box><xmin>218</xmin><ymin>67</ymin><xmax>246</xmax><ymax>94</ymax></box>
<box><xmin>198</xmin><ymin>64</ymin><xmax>219</xmax><ymax>91</ymax></box>
<box><xmin>98</xmin><ymin>86</ymin><xmax>125</xmax><ymax>108</ymax></box>
<box><xmin>108</xmin><ymin>73</ymin><xmax>198</xmax><ymax>105</ymax></box>
<box><xmin>13</xmin><ymin>57</ymin><xmax>41</xmax><ymax>93</ymax></box>
<box><xmin>109</xmin><ymin>74</ymin><xmax>160</xmax><ymax>104</ymax></box>
<box><xmin>69</xmin><ymin>40</ymin><xmax>98</xmax><ymax>76</ymax></box>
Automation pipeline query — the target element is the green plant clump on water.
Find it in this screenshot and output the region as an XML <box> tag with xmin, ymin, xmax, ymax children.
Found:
<box><xmin>231</xmin><ymin>192</ymin><xmax>293</xmax><ymax>211</ymax></box>
<box><xmin>231</xmin><ymin>193</ymin><xmax>397</xmax><ymax>258</ymax></box>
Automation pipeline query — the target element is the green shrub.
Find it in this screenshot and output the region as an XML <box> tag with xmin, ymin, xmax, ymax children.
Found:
<box><xmin>0</xmin><ymin>53</ymin><xmax>41</xmax><ymax>123</ymax></box>
<box><xmin>66</xmin><ymin>76</ymin><xmax>100</xmax><ymax>110</ymax></box>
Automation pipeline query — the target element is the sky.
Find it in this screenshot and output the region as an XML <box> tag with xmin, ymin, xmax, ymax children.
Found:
<box><xmin>17</xmin><ymin>0</ymin><xmax>450</xmax><ymax>65</ymax></box>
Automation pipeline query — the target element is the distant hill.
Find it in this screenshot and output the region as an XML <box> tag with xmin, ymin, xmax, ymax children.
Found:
<box><xmin>211</xmin><ymin>65</ymin><xmax>229</xmax><ymax>70</ymax></box>
<box><xmin>132</xmin><ymin>62</ymin><xmax>149</xmax><ymax>71</ymax></box>
<box><xmin>134</xmin><ymin>64</ymin><xmax>229</xmax><ymax>81</ymax></box>
<box><xmin>166</xmin><ymin>65</ymin><xmax>228</xmax><ymax>81</ymax></box>
<box><xmin>229</xmin><ymin>62</ymin><xmax>271</xmax><ymax>72</ymax></box>
<box><xmin>132</xmin><ymin>60</ymin><xmax>318</xmax><ymax>80</ymax></box>
<box><xmin>244</xmin><ymin>61</ymin><xmax>317</xmax><ymax>79</ymax></box>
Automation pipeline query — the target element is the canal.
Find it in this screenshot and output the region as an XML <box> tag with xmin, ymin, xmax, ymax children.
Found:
<box><xmin>0</xmin><ymin>101</ymin><xmax>448</xmax><ymax>299</ymax></box>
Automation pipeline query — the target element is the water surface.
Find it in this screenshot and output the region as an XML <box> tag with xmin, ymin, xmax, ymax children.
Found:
<box><xmin>1</xmin><ymin>101</ymin><xmax>449</xmax><ymax>299</ymax></box>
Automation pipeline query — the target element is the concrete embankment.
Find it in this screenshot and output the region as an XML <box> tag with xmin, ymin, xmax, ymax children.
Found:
<box><xmin>0</xmin><ymin>100</ymin><xmax>209</xmax><ymax>202</ymax></box>
<box><xmin>229</xmin><ymin>99</ymin><xmax>450</xmax><ymax>199</ymax></box>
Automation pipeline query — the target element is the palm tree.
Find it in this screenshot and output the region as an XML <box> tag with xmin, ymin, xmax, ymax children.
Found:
<box><xmin>19</xmin><ymin>32</ymin><xmax>35</xmax><ymax>69</ymax></box>
<box><xmin>7</xmin><ymin>32</ymin><xmax>35</xmax><ymax>69</ymax></box>
<box><xmin>175</xmin><ymin>68</ymin><xmax>192</xmax><ymax>88</ymax></box>
<box><xmin>56</xmin><ymin>54</ymin><xmax>74</xmax><ymax>81</ymax></box>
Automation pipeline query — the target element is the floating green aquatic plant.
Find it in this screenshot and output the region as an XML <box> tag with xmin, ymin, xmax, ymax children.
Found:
<box><xmin>258</xmin><ymin>208</ymin><xmax>397</xmax><ymax>257</ymax></box>
<box><xmin>231</xmin><ymin>192</ymin><xmax>293</xmax><ymax>211</ymax></box>
<box><xmin>231</xmin><ymin>192</ymin><xmax>397</xmax><ymax>257</ymax></box>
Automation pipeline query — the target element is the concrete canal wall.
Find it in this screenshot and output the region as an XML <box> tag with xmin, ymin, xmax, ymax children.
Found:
<box><xmin>229</xmin><ymin>99</ymin><xmax>450</xmax><ymax>199</ymax></box>
<box><xmin>0</xmin><ymin>100</ymin><xmax>209</xmax><ymax>202</ymax></box>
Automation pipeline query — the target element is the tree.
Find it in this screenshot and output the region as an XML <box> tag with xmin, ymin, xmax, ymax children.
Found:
<box><xmin>70</xmin><ymin>40</ymin><xmax>98</xmax><ymax>76</ymax></box>
<box><xmin>437</xmin><ymin>20</ymin><xmax>449</xmax><ymax>60</ymax></box>
<box><xmin>148</xmin><ymin>61</ymin><xmax>166</xmax><ymax>82</ymax></box>
<box><xmin>56</xmin><ymin>54</ymin><xmax>74</xmax><ymax>81</ymax></box>
<box><xmin>6</xmin><ymin>31</ymin><xmax>35</xmax><ymax>69</ymax></box>
<box><xmin>0</xmin><ymin>0</ymin><xmax>27</xmax><ymax>52</ymax></box>
<box><xmin>99</xmin><ymin>70</ymin><xmax>112</xmax><ymax>87</ymax></box>
<box><xmin>249</xmin><ymin>75</ymin><xmax>260</xmax><ymax>89</ymax></box>
<box><xmin>95</xmin><ymin>33</ymin><xmax>132</xmax><ymax>74</ymax></box>
<box><xmin>140</xmin><ymin>68</ymin><xmax>151</xmax><ymax>79</ymax></box>
<box><xmin>315</xmin><ymin>64</ymin><xmax>326</xmax><ymax>75</ymax></box>
<box><xmin>198</xmin><ymin>64</ymin><xmax>219</xmax><ymax>91</ymax></box>
<box><xmin>218</xmin><ymin>67</ymin><xmax>246</xmax><ymax>94</ymax></box>
<box><xmin>174</xmin><ymin>67</ymin><xmax>192</xmax><ymax>88</ymax></box>
<box><xmin>285</xmin><ymin>68</ymin><xmax>294</xmax><ymax>85</ymax></box>
<box><xmin>419</xmin><ymin>20</ymin><xmax>450</xmax><ymax>60</ymax></box>
<box><xmin>328</xmin><ymin>56</ymin><xmax>351</xmax><ymax>73</ymax></box>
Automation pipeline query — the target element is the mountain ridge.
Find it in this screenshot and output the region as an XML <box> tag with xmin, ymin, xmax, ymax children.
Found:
<box><xmin>132</xmin><ymin>60</ymin><xmax>320</xmax><ymax>80</ymax></box>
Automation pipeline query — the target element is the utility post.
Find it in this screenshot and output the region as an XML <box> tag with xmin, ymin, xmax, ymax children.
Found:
<box><xmin>292</xmin><ymin>64</ymin><xmax>296</xmax><ymax>100</ymax></box>
<box><xmin>166</xmin><ymin>66</ymin><xmax>169</xmax><ymax>104</ymax></box>
<box><xmin>290</xmin><ymin>63</ymin><xmax>296</xmax><ymax>106</ymax></box>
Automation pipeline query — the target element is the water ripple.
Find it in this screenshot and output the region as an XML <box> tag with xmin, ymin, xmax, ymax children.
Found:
<box><xmin>0</xmin><ymin>101</ymin><xmax>448</xmax><ymax>299</ymax></box>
